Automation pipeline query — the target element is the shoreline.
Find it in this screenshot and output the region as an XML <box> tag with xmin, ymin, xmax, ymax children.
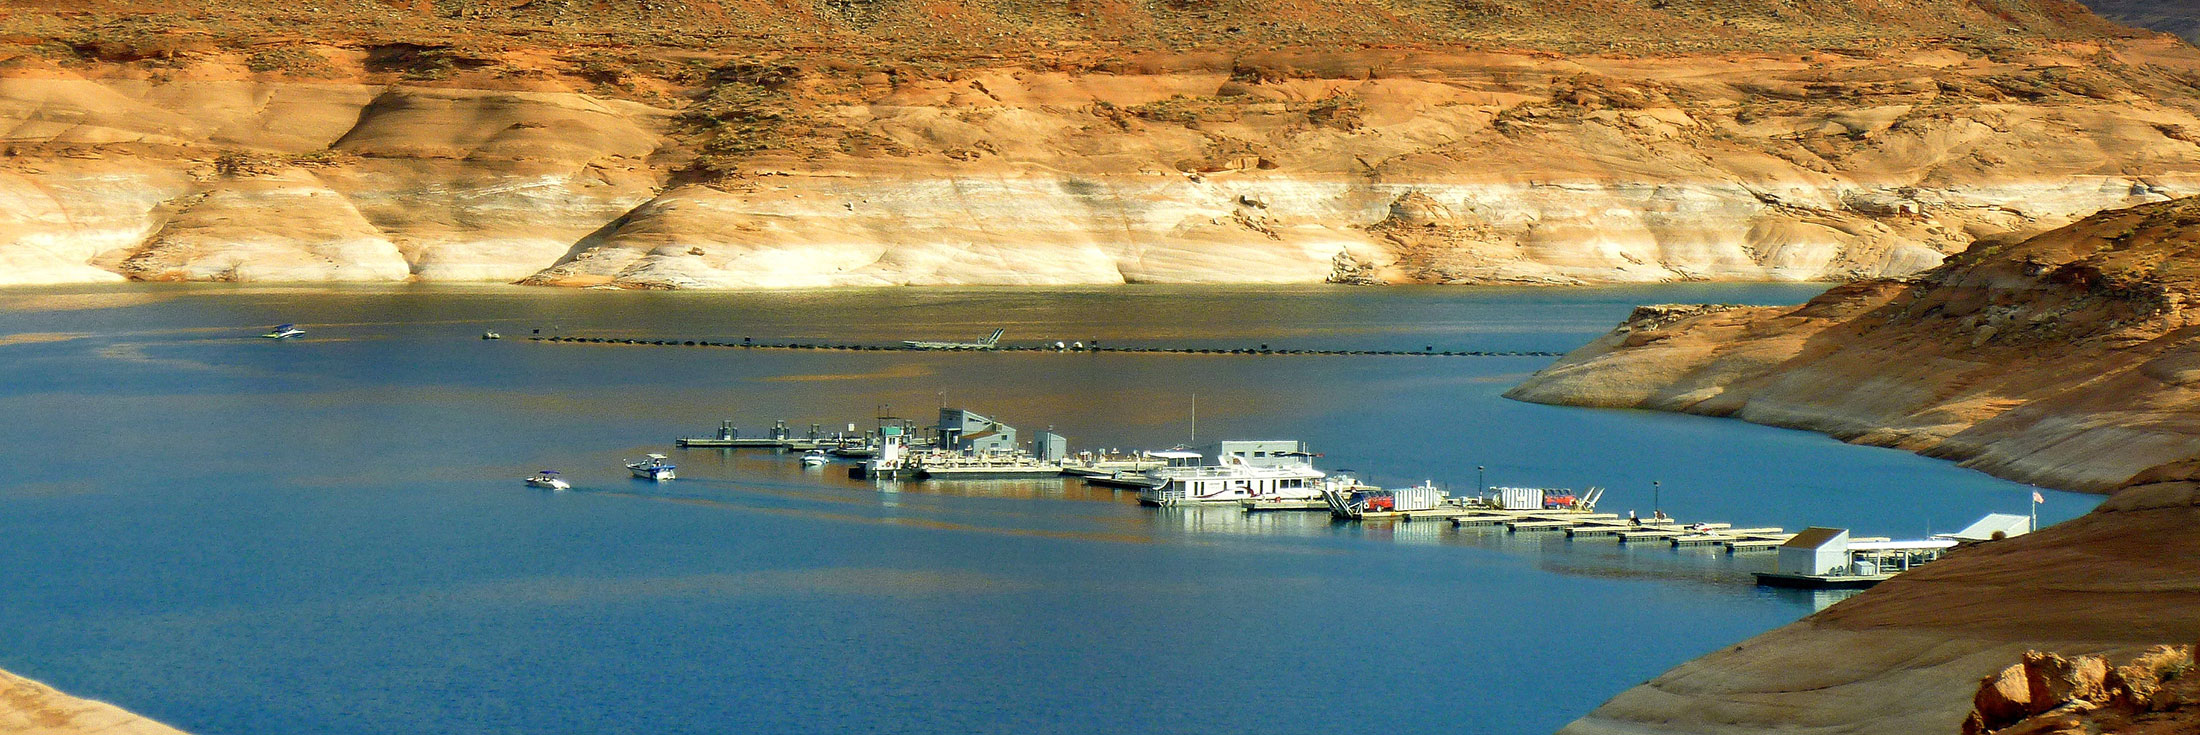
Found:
<box><xmin>0</xmin><ymin>666</ymin><xmax>186</xmax><ymax>735</ymax></box>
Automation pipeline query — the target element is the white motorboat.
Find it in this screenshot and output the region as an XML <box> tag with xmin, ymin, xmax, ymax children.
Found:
<box><xmin>627</xmin><ymin>453</ymin><xmax>676</xmax><ymax>481</ymax></box>
<box><xmin>260</xmin><ymin>323</ymin><xmax>305</xmax><ymax>339</ymax></box>
<box><xmin>524</xmin><ymin>470</ymin><xmax>571</xmax><ymax>490</ymax></box>
<box><xmin>1133</xmin><ymin>442</ymin><xmax>1327</xmax><ymax>506</ymax></box>
<box><xmin>801</xmin><ymin>450</ymin><xmax>830</xmax><ymax>466</ymax></box>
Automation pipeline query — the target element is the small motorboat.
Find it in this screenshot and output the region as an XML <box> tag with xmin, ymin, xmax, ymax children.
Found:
<box><xmin>260</xmin><ymin>323</ymin><xmax>305</xmax><ymax>339</ymax></box>
<box><xmin>627</xmin><ymin>453</ymin><xmax>676</xmax><ymax>481</ymax></box>
<box><xmin>801</xmin><ymin>450</ymin><xmax>829</xmax><ymax>467</ymax></box>
<box><xmin>482</xmin><ymin>330</ymin><xmax>502</xmax><ymax>340</ymax></box>
<box><xmin>524</xmin><ymin>470</ymin><xmax>570</xmax><ymax>490</ymax></box>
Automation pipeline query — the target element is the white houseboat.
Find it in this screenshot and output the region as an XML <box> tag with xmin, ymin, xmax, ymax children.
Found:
<box><xmin>1133</xmin><ymin>441</ymin><xmax>1327</xmax><ymax>506</ymax></box>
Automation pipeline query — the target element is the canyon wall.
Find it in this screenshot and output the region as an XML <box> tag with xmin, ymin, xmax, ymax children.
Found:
<box><xmin>1508</xmin><ymin>195</ymin><xmax>2200</xmax><ymax>733</ymax></box>
<box><xmin>4</xmin><ymin>38</ymin><xmax>2200</xmax><ymax>288</ymax></box>
<box><xmin>1509</xmin><ymin>196</ymin><xmax>2200</xmax><ymax>492</ymax></box>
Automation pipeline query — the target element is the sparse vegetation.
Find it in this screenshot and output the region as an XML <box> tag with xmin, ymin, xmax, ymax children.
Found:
<box><xmin>245</xmin><ymin>47</ymin><xmax>333</xmax><ymax>77</ymax></box>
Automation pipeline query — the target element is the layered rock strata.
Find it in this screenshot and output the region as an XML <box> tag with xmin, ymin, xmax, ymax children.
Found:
<box><xmin>1512</xmin><ymin>198</ymin><xmax>2200</xmax><ymax>733</ymax></box>
<box><xmin>2</xmin><ymin>38</ymin><xmax>2200</xmax><ymax>287</ymax></box>
<box><xmin>1510</xmin><ymin>197</ymin><xmax>2200</xmax><ymax>492</ymax></box>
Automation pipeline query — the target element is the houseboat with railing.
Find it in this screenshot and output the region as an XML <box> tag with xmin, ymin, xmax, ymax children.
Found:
<box><xmin>1132</xmin><ymin>441</ymin><xmax>1328</xmax><ymax>506</ymax></box>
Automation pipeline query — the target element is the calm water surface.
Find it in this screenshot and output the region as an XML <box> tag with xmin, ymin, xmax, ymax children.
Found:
<box><xmin>0</xmin><ymin>284</ymin><xmax>2097</xmax><ymax>735</ymax></box>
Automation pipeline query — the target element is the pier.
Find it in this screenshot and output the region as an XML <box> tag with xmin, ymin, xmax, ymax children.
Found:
<box><xmin>1400</xmin><ymin>508</ymin><xmax>1805</xmax><ymax>552</ymax></box>
<box><xmin>519</xmin><ymin>335</ymin><xmax>1559</xmax><ymax>358</ymax></box>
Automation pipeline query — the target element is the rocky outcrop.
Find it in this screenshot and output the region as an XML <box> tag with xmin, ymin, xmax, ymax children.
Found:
<box><xmin>0</xmin><ymin>666</ymin><xmax>187</xmax><ymax>734</ymax></box>
<box><xmin>1510</xmin><ymin>197</ymin><xmax>2200</xmax><ymax>492</ymax></box>
<box><xmin>1961</xmin><ymin>645</ymin><xmax>2197</xmax><ymax>734</ymax></box>
<box><xmin>2</xmin><ymin>23</ymin><xmax>2199</xmax><ymax>287</ymax></box>
<box><xmin>1515</xmin><ymin>198</ymin><xmax>2200</xmax><ymax>734</ymax></box>
<box><xmin>1557</xmin><ymin>481</ymin><xmax>2200</xmax><ymax>735</ymax></box>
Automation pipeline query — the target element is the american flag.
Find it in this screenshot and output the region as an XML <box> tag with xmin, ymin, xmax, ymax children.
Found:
<box><xmin>2032</xmin><ymin>490</ymin><xmax>2045</xmax><ymax>504</ymax></box>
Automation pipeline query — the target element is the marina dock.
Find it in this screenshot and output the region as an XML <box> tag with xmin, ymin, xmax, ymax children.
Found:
<box><xmin>655</xmin><ymin>412</ymin><xmax>2020</xmax><ymax>591</ymax></box>
<box><xmin>1420</xmin><ymin>509</ymin><xmax>1804</xmax><ymax>551</ymax></box>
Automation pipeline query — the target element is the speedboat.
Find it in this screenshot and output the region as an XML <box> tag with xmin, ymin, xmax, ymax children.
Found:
<box><xmin>524</xmin><ymin>470</ymin><xmax>571</xmax><ymax>490</ymax></box>
<box><xmin>260</xmin><ymin>323</ymin><xmax>305</xmax><ymax>339</ymax></box>
<box><xmin>627</xmin><ymin>453</ymin><xmax>676</xmax><ymax>481</ymax></box>
<box><xmin>801</xmin><ymin>450</ymin><xmax>829</xmax><ymax>466</ymax></box>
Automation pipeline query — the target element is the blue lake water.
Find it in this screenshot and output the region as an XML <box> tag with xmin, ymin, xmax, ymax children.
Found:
<box><xmin>0</xmin><ymin>283</ymin><xmax>2097</xmax><ymax>735</ymax></box>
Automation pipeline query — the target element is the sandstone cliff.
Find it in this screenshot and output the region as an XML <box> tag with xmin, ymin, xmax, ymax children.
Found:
<box><xmin>1508</xmin><ymin>197</ymin><xmax>2200</xmax><ymax>733</ymax></box>
<box><xmin>0</xmin><ymin>666</ymin><xmax>187</xmax><ymax>735</ymax></box>
<box><xmin>1</xmin><ymin>4</ymin><xmax>2199</xmax><ymax>287</ymax></box>
<box><xmin>1510</xmin><ymin>196</ymin><xmax>2200</xmax><ymax>492</ymax></box>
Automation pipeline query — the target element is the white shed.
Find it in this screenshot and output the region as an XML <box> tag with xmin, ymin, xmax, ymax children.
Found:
<box><xmin>1777</xmin><ymin>527</ymin><xmax>1852</xmax><ymax>576</ymax></box>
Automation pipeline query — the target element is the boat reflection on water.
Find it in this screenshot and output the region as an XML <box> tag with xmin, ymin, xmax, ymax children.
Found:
<box><xmin>1145</xmin><ymin>504</ymin><xmax>1337</xmax><ymax>538</ymax></box>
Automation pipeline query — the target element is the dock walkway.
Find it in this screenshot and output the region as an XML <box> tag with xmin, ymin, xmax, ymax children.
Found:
<box><xmin>1436</xmin><ymin>510</ymin><xmax>1795</xmax><ymax>551</ymax></box>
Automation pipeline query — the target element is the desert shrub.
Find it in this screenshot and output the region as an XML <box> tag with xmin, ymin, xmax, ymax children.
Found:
<box><xmin>245</xmin><ymin>47</ymin><xmax>333</xmax><ymax>77</ymax></box>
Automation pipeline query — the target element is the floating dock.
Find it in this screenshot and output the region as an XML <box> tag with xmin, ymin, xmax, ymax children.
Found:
<box><xmin>1751</xmin><ymin>572</ymin><xmax>1893</xmax><ymax>589</ymax></box>
<box><xmin>1239</xmin><ymin>499</ymin><xmax>1331</xmax><ymax>512</ymax></box>
<box><xmin>1430</xmin><ymin>510</ymin><xmax>1801</xmax><ymax>551</ymax></box>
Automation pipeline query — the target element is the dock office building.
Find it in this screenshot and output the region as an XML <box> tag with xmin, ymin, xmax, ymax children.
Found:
<box><xmin>938</xmin><ymin>408</ymin><xmax>1020</xmax><ymax>453</ymax></box>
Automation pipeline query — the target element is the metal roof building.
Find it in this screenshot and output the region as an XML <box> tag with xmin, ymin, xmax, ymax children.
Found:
<box><xmin>1936</xmin><ymin>513</ymin><xmax>2034</xmax><ymax>543</ymax></box>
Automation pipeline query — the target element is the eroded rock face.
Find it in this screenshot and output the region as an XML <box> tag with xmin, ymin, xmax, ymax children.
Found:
<box><xmin>2</xmin><ymin>39</ymin><xmax>2199</xmax><ymax>288</ymax></box>
<box><xmin>1530</xmin><ymin>199</ymin><xmax>2200</xmax><ymax>735</ymax></box>
<box><xmin>1510</xmin><ymin>197</ymin><xmax>2200</xmax><ymax>492</ymax></box>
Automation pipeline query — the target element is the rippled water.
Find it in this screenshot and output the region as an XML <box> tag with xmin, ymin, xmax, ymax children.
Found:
<box><xmin>0</xmin><ymin>284</ymin><xmax>2096</xmax><ymax>735</ymax></box>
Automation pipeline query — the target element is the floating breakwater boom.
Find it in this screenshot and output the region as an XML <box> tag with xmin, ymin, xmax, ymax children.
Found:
<box><xmin>2</xmin><ymin>4</ymin><xmax>2200</xmax><ymax>288</ymax></box>
<box><xmin>524</xmin><ymin>335</ymin><xmax>1559</xmax><ymax>358</ymax></box>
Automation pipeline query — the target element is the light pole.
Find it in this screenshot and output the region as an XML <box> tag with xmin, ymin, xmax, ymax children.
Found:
<box><xmin>1477</xmin><ymin>465</ymin><xmax>1486</xmax><ymax>494</ymax></box>
<box><xmin>1653</xmin><ymin>480</ymin><xmax>1662</xmax><ymax>515</ymax></box>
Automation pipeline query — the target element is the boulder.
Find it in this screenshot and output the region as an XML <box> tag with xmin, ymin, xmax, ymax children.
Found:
<box><xmin>1994</xmin><ymin>713</ymin><xmax>2088</xmax><ymax>735</ymax></box>
<box><xmin>2104</xmin><ymin>663</ymin><xmax>2160</xmax><ymax>710</ymax></box>
<box><xmin>2023</xmin><ymin>651</ymin><xmax>2110</xmax><ymax>709</ymax></box>
<box><xmin>1975</xmin><ymin>661</ymin><xmax>2036</xmax><ymax>729</ymax></box>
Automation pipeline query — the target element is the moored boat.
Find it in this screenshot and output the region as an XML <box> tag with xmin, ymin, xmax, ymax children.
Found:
<box><xmin>259</xmin><ymin>323</ymin><xmax>305</xmax><ymax>339</ymax></box>
<box><xmin>1132</xmin><ymin>442</ymin><xmax>1327</xmax><ymax>506</ymax></box>
<box><xmin>627</xmin><ymin>453</ymin><xmax>676</xmax><ymax>481</ymax></box>
<box><xmin>910</xmin><ymin>450</ymin><xmax>1062</xmax><ymax>479</ymax></box>
<box><xmin>801</xmin><ymin>450</ymin><xmax>830</xmax><ymax>466</ymax></box>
